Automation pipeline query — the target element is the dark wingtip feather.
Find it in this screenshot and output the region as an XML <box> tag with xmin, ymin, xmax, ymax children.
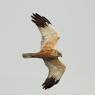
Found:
<box><xmin>31</xmin><ymin>13</ymin><xmax>51</xmax><ymax>27</ymax></box>
<box><xmin>42</xmin><ymin>77</ymin><xmax>59</xmax><ymax>90</ymax></box>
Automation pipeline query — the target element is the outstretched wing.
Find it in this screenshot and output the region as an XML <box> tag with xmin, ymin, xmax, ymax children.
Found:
<box><xmin>31</xmin><ymin>13</ymin><xmax>61</xmax><ymax>50</ymax></box>
<box><xmin>42</xmin><ymin>58</ymin><xmax>66</xmax><ymax>89</ymax></box>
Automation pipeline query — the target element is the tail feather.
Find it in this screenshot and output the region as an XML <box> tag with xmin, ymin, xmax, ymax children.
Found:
<box><xmin>22</xmin><ymin>53</ymin><xmax>37</xmax><ymax>58</ymax></box>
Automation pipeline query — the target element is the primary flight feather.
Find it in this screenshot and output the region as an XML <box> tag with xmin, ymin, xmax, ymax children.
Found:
<box><xmin>22</xmin><ymin>13</ymin><xmax>66</xmax><ymax>90</ymax></box>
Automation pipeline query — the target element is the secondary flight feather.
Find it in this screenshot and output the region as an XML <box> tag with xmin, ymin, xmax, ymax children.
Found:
<box><xmin>22</xmin><ymin>13</ymin><xmax>66</xmax><ymax>90</ymax></box>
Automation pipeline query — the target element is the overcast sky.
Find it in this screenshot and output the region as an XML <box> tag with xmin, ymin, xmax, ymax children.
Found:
<box><xmin>0</xmin><ymin>0</ymin><xmax>95</xmax><ymax>95</ymax></box>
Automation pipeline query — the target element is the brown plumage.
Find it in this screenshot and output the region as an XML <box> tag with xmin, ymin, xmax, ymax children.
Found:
<box><xmin>22</xmin><ymin>13</ymin><xmax>66</xmax><ymax>90</ymax></box>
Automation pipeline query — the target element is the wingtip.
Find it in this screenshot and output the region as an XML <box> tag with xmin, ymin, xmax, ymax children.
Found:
<box><xmin>31</xmin><ymin>13</ymin><xmax>36</xmax><ymax>19</ymax></box>
<box><xmin>31</xmin><ymin>13</ymin><xmax>51</xmax><ymax>27</ymax></box>
<box><xmin>31</xmin><ymin>13</ymin><xmax>41</xmax><ymax>18</ymax></box>
<box><xmin>42</xmin><ymin>77</ymin><xmax>59</xmax><ymax>90</ymax></box>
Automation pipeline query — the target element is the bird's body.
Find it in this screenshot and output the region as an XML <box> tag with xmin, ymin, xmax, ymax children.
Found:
<box><xmin>22</xmin><ymin>13</ymin><xmax>66</xmax><ymax>90</ymax></box>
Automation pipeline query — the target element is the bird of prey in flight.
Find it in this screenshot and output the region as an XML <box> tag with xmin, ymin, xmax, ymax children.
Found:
<box><xmin>22</xmin><ymin>13</ymin><xmax>66</xmax><ymax>90</ymax></box>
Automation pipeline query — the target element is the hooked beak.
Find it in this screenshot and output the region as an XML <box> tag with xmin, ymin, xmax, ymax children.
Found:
<box><xmin>60</xmin><ymin>53</ymin><xmax>62</xmax><ymax>57</ymax></box>
<box><xmin>58</xmin><ymin>52</ymin><xmax>62</xmax><ymax>57</ymax></box>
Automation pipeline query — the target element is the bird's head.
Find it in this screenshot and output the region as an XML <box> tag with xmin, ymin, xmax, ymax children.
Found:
<box><xmin>56</xmin><ymin>50</ymin><xmax>62</xmax><ymax>57</ymax></box>
<box><xmin>58</xmin><ymin>52</ymin><xmax>62</xmax><ymax>57</ymax></box>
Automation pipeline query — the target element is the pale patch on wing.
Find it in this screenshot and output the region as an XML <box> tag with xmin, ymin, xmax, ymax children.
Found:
<box><xmin>39</xmin><ymin>24</ymin><xmax>61</xmax><ymax>50</ymax></box>
<box><xmin>43</xmin><ymin>58</ymin><xmax>66</xmax><ymax>80</ymax></box>
<box><xmin>31</xmin><ymin>13</ymin><xmax>61</xmax><ymax>50</ymax></box>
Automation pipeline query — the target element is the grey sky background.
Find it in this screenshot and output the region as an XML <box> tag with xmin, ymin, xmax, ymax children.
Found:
<box><xmin>0</xmin><ymin>0</ymin><xmax>95</xmax><ymax>95</ymax></box>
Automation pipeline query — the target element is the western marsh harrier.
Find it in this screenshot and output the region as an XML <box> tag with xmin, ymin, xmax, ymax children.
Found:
<box><xmin>22</xmin><ymin>13</ymin><xmax>66</xmax><ymax>90</ymax></box>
